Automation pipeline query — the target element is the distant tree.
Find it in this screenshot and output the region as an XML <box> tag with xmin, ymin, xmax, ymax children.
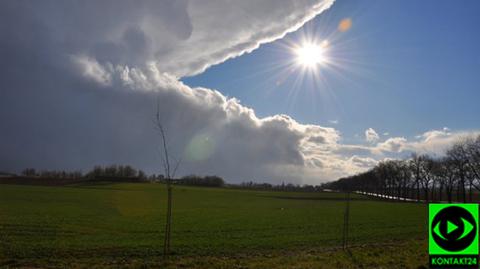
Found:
<box><xmin>434</xmin><ymin>157</ymin><xmax>457</xmax><ymax>203</ymax></box>
<box><xmin>447</xmin><ymin>141</ymin><xmax>469</xmax><ymax>202</ymax></box>
<box><xmin>178</xmin><ymin>175</ymin><xmax>225</xmax><ymax>187</ymax></box>
<box><xmin>419</xmin><ymin>155</ymin><xmax>435</xmax><ymax>203</ymax></box>
<box><xmin>22</xmin><ymin>168</ymin><xmax>36</xmax><ymax>177</ymax></box>
<box><xmin>398</xmin><ymin>160</ymin><xmax>412</xmax><ymax>200</ymax></box>
<box><xmin>137</xmin><ymin>170</ymin><xmax>147</xmax><ymax>180</ymax></box>
<box><xmin>409</xmin><ymin>154</ymin><xmax>424</xmax><ymax>202</ymax></box>
<box><xmin>123</xmin><ymin>165</ymin><xmax>137</xmax><ymax>178</ymax></box>
<box><xmin>464</xmin><ymin>136</ymin><xmax>480</xmax><ymax>197</ymax></box>
<box><xmin>203</xmin><ymin>175</ymin><xmax>225</xmax><ymax>187</ymax></box>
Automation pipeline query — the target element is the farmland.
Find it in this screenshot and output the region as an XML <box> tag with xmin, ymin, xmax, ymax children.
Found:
<box><xmin>0</xmin><ymin>183</ymin><xmax>428</xmax><ymax>268</ymax></box>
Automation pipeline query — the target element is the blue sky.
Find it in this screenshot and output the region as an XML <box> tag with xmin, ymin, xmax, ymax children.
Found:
<box><xmin>183</xmin><ymin>0</ymin><xmax>480</xmax><ymax>144</ymax></box>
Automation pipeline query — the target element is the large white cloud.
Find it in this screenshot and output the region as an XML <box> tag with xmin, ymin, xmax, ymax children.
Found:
<box><xmin>23</xmin><ymin>0</ymin><xmax>334</xmax><ymax>78</ymax></box>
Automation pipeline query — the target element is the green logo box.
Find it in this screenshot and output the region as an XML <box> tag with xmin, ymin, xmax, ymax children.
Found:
<box><xmin>429</xmin><ymin>204</ymin><xmax>479</xmax><ymax>269</ymax></box>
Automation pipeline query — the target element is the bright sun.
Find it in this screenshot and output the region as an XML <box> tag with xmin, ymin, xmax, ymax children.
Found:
<box><xmin>294</xmin><ymin>42</ymin><xmax>327</xmax><ymax>68</ymax></box>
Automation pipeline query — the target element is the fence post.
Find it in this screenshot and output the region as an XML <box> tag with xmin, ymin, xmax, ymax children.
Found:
<box><xmin>342</xmin><ymin>191</ymin><xmax>351</xmax><ymax>250</ymax></box>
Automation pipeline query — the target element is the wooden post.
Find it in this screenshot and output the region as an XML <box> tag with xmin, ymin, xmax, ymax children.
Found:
<box><xmin>342</xmin><ymin>191</ymin><xmax>350</xmax><ymax>250</ymax></box>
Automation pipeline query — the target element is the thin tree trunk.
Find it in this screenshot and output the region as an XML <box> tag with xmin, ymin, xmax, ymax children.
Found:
<box><xmin>457</xmin><ymin>182</ymin><xmax>460</xmax><ymax>202</ymax></box>
<box><xmin>469</xmin><ymin>182</ymin><xmax>473</xmax><ymax>202</ymax></box>
<box><xmin>431</xmin><ymin>186</ymin><xmax>435</xmax><ymax>202</ymax></box>
<box><xmin>447</xmin><ymin>187</ymin><xmax>452</xmax><ymax>203</ymax></box>
<box><xmin>156</xmin><ymin>104</ymin><xmax>180</xmax><ymax>258</ymax></box>
<box><xmin>167</xmin><ymin>185</ymin><xmax>172</xmax><ymax>251</ymax></box>
<box><xmin>438</xmin><ymin>185</ymin><xmax>443</xmax><ymax>202</ymax></box>
<box><xmin>416</xmin><ymin>181</ymin><xmax>420</xmax><ymax>202</ymax></box>
<box><xmin>163</xmin><ymin>183</ymin><xmax>172</xmax><ymax>256</ymax></box>
<box><xmin>342</xmin><ymin>192</ymin><xmax>350</xmax><ymax>250</ymax></box>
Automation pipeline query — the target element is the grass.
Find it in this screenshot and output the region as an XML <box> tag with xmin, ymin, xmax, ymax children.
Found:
<box><xmin>0</xmin><ymin>183</ymin><xmax>428</xmax><ymax>268</ymax></box>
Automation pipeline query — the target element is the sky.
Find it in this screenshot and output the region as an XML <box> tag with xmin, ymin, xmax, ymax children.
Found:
<box><xmin>183</xmin><ymin>0</ymin><xmax>480</xmax><ymax>143</ymax></box>
<box><xmin>0</xmin><ymin>0</ymin><xmax>479</xmax><ymax>184</ymax></box>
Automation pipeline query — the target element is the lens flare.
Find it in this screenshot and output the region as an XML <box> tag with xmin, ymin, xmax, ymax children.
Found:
<box><xmin>338</xmin><ymin>18</ymin><xmax>352</xmax><ymax>32</ymax></box>
<box><xmin>185</xmin><ymin>133</ymin><xmax>215</xmax><ymax>161</ymax></box>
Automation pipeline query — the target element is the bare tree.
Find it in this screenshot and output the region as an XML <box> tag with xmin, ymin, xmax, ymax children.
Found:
<box><xmin>464</xmin><ymin>136</ymin><xmax>480</xmax><ymax>197</ymax></box>
<box><xmin>438</xmin><ymin>157</ymin><xmax>458</xmax><ymax>203</ymax></box>
<box><xmin>409</xmin><ymin>154</ymin><xmax>423</xmax><ymax>202</ymax></box>
<box><xmin>418</xmin><ymin>155</ymin><xmax>435</xmax><ymax>203</ymax></box>
<box><xmin>397</xmin><ymin>160</ymin><xmax>412</xmax><ymax>201</ymax></box>
<box><xmin>447</xmin><ymin>141</ymin><xmax>469</xmax><ymax>202</ymax></box>
<box><xmin>155</xmin><ymin>101</ymin><xmax>182</xmax><ymax>257</ymax></box>
<box><xmin>387</xmin><ymin>160</ymin><xmax>404</xmax><ymax>200</ymax></box>
<box><xmin>431</xmin><ymin>158</ymin><xmax>448</xmax><ymax>202</ymax></box>
<box><xmin>374</xmin><ymin>162</ymin><xmax>389</xmax><ymax>198</ymax></box>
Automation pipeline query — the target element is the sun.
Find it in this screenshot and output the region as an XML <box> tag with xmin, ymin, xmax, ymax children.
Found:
<box><xmin>294</xmin><ymin>41</ymin><xmax>328</xmax><ymax>68</ymax></box>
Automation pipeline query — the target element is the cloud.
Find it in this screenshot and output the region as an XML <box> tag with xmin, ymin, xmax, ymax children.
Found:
<box><xmin>365</xmin><ymin>128</ymin><xmax>380</xmax><ymax>143</ymax></box>
<box><xmin>72</xmin><ymin>56</ymin><xmax>113</xmax><ymax>86</ymax></box>
<box><xmin>0</xmin><ymin>0</ymin><xmax>342</xmax><ymax>184</ymax></box>
<box><xmin>7</xmin><ymin>0</ymin><xmax>334</xmax><ymax>78</ymax></box>
<box><xmin>407</xmin><ymin>128</ymin><xmax>480</xmax><ymax>156</ymax></box>
<box><xmin>348</xmin><ymin>156</ymin><xmax>378</xmax><ymax>170</ymax></box>
<box><xmin>371</xmin><ymin>128</ymin><xmax>480</xmax><ymax>157</ymax></box>
<box><xmin>0</xmin><ymin>59</ymin><xmax>352</xmax><ymax>183</ymax></box>
<box><xmin>376</xmin><ymin>137</ymin><xmax>407</xmax><ymax>153</ymax></box>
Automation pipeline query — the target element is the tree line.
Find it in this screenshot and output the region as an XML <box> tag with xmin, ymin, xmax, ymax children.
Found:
<box><xmin>84</xmin><ymin>165</ymin><xmax>147</xmax><ymax>180</ymax></box>
<box><xmin>235</xmin><ymin>181</ymin><xmax>324</xmax><ymax>192</ymax></box>
<box><xmin>324</xmin><ymin>135</ymin><xmax>480</xmax><ymax>203</ymax></box>
<box><xmin>175</xmin><ymin>175</ymin><xmax>225</xmax><ymax>187</ymax></box>
<box><xmin>21</xmin><ymin>165</ymin><xmax>149</xmax><ymax>181</ymax></box>
<box><xmin>7</xmin><ymin>165</ymin><xmax>228</xmax><ymax>188</ymax></box>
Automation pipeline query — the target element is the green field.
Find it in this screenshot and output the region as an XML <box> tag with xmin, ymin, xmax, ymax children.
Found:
<box><xmin>0</xmin><ymin>183</ymin><xmax>429</xmax><ymax>268</ymax></box>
